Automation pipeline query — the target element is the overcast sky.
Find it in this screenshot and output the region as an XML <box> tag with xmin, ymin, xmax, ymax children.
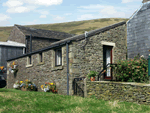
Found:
<box><xmin>0</xmin><ymin>0</ymin><xmax>144</xmax><ymax>27</ymax></box>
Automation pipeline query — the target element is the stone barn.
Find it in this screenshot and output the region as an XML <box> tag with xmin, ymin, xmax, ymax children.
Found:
<box><xmin>8</xmin><ymin>24</ymin><xmax>75</xmax><ymax>53</ymax></box>
<box><xmin>7</xmin><ymin>21</ymin><xmax>127</xmax><ymax>96</ymax></box>
<box><xmin>127</xmin><ymin>0</ymin><xmax>150</xmax><ymax>59</ymax></box>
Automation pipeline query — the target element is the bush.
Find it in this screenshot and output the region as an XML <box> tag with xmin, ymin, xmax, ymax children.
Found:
<box><xmin>110</xmin><ymin>53</ymin><xmax>149</xmax><ymax>83</ymax></box>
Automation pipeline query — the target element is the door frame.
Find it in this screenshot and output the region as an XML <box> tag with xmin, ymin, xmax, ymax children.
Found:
<box><xmin>103</xmin><ymin>45</ymin><xmax>113</xmax><ymax>80</ymax></box>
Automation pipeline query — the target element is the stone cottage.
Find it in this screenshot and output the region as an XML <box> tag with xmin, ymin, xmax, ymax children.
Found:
<box><xmin>127</xmin><ymin>0</ymin><xmax>150</xmax><ymax>59</ymax></box>
<box><xmin>8</xmin><ymin>24</ymin><xmax>75</xmax><ymax>53</ymax></box>
<box><xmin>7</xmin><ymin>21</ymin><xmax>127</xmax><ymax>96</ymax></box>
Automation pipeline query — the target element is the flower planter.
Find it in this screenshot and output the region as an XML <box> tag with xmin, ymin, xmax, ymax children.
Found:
<box><xmin>14</xmin><ymin>65</ymin><xmax>17</xmax><ymax>69</ymax></box>
<box><xmin>21</xmin><ymin>87</ymin><xmax>34</xmax><ymax>91</ymax></box>
<box><xmin>90</xmin><ymin>77</ymin><xmax>95</xmax><ymax>81</ymax></box>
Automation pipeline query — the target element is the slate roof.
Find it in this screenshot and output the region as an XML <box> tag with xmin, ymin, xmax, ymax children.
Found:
<box><xmin>15</xmin><ymin>24</ymin><xmax>75</xmax><ymax>40</ymax></box>
<box><xmin>8</xmin><ymin>21</ymin><xmax>126</xmax><ymax>61</ymax></box>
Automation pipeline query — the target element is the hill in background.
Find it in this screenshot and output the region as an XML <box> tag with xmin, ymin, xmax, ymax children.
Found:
<box><xmin>0</xmin><ymin>18</ymin><xmax>129</xmax><ymax>42</ymax></box>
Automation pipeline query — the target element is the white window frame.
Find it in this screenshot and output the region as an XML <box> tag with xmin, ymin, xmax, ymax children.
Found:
<box><xmin>55</xmin><ymin>48</ymin><xmax>62</xmax><ymax>66</ymax></box>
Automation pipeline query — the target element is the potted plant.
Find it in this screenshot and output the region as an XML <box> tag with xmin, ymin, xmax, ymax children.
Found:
<box><xmin>21</xmin><ymin>79</ymin><xmax>37</xmax><ymax>91</ymax></box>
<box><xmin>41</xmin><ymin>82</ymin><xmax>58</xmax><ymax>93</ymax></box>
<box><xmin>13</xmin><ymin>80</ymin><xmax>23</xmax><ymax>90</ymax></box>
<box><xmin>86</xmin><ymin>71</ymin><xmax>98</xmax><ymax>81</ymax></box>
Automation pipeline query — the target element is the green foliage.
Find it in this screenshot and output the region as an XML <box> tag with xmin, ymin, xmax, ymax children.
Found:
<box><xmin>86</xmin><ymin>71</ymin><xmax>98</xmax><ymax>79</ymax></box>
<box><xmin>110</xmin><ymin>53</ymin><xmax>149</xmax><ymax>83</ymax></box>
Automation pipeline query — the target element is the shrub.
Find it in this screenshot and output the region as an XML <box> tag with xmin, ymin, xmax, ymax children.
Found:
<box><xmin>110</xmin><ymin>53</ymin><xmax>149</xmax><ymax>83</ymax></box>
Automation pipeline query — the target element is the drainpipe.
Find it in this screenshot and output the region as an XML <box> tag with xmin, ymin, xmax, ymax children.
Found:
<box><xmin>66</xmin><ymin>42</ymin><xmax>69</xmax><ymax>95</ymax></box>
<box><xmin>30</xmin><ymin>34</ymin><xmax>32</xmax><ymax>52</ymax></box>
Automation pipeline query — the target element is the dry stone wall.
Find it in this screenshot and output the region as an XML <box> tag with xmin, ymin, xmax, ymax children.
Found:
<box><xmin>86</xmin><ymin>81</ymin><xmax>150</xmax><ymax>105</ymax></box>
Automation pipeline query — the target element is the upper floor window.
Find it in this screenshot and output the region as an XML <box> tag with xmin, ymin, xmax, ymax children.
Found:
<box><xmin>55</xmin><ymin>48</ymin><xmax>62</xmax><ymax>66</ymax></box>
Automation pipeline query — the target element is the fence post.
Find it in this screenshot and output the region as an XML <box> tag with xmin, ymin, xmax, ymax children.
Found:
<box><xmin>148</xmin><ymin>54</ymin><xmax>150</xmax><ymax>84</ymax></box>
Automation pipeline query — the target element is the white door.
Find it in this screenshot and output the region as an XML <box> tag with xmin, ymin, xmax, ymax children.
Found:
<box><xmin>106</xmin><ymin>48</ymin><xmax>111</xmax><ymax>77</ymax></box>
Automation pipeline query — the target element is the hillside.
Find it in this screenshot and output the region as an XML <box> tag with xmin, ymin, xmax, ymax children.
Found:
<box><xmin>0</xmin><ymin>18</ymin><xmax>129</xmax><ymax>42</ymax></box>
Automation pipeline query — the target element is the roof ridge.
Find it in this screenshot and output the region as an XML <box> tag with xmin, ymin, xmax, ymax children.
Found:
<box><xmin>14</xmin><ymin>24</ymin><xmax>74</xmax><ymax>35</ymax></box>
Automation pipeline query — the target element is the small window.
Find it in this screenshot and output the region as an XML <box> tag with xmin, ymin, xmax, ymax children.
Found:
<box><xmin>29</xmin><ymin>56</ymin><xmax>32</xmax><ymax>64</ymax></box>
<box><xmin>55</xmin><ymin>48</ymin><xmax>62</xmax><ymax>66</ymax></box>
<box><xmin>39</xmin><ymin>53</ymin><xmax>42</xmax><ymax>62</ymax></box>
<box><xmin>23</xmin><ymin>48</ymin><xmax>26</xmax><ymax>54</ymax></box>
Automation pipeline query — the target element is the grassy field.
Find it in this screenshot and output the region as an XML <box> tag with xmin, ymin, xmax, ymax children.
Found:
<box><xmin>0</xmin><ymin>18</ymin><xmax>129</xmax><ymax>42</ymax></box>
<box><xmin>0</xmin><ymin>88</ymin><xmax>150</xmax><ymax>113</ymax></box>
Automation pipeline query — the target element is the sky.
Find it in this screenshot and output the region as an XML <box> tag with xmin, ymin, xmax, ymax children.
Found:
<box><xmin>0</xmin><ymin>0</ymin><xmax>144</xmax><ymax>27</ymax></box>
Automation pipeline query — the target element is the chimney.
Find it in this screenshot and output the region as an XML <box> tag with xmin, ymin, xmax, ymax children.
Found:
<box><xmin>142</xmin><ymin>0</ymin><xmax>150</xmax><ymax>3</ymax></box>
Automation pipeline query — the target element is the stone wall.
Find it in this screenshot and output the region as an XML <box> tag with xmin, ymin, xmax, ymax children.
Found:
<box><xmin>8</xmin><ymin>26</ymin><xmax>26</xmax><ymax>44</ymax></box>
<box><xmin>69</xmin><ymin>24</ymin><xmax>127</xmax><ymax>80</ymax></box>
<box><xmin>86</xmin><ymin>81</ymin><xmax>150</xmax><ymax>105</ymax></box>
<box><xmin>7</xmin><ymin>23</ymin><xmax>127</xmax><ymax>96</ymax></box>
<box><xmin>26</xmin><ymin>37</ymin><xmax>58</xmax><ymax>53</ymax></box>
<box><xmin>127</xmin><ymin>2</ymin><xmax>150</xmax><ymax>59</ymax></box>
<box><xmin>7</xmin><ymin>45</ymin><xmax>74</xmax><ymax>95</ymax></box>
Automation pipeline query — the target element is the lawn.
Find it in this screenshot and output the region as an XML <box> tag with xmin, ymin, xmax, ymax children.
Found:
<box><xmin>0</xmin><ymin>88</ymin><xmax>150</xmax><ymax>113</ymax></box>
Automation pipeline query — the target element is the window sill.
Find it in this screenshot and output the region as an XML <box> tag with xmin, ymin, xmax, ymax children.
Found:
<box><xmin>26</xmin><ymin>64</ymin><xmax>33</xmax><ymax>68</ymax></box>
<box><xmin>52</xmin><ymin>65</ymin><xmax>63</xmax><ymax>71</ymax></box>
<box><xmin>37</xmin><ymin>62</ymin><xmax>45</xmax><ymax>66</ymax></box>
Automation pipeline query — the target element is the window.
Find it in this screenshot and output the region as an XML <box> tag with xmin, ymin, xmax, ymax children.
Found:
<box><xmin>55</xmin><ymin>48</ymin><xmax>62</xmax><ymax>66</ymax></box>
<box><xmin>39</xmin><ymin>52</ymin><xmax>42</xmax><ymax>62</ymax></box>
<box><xmin>23</xmin><ymin>48</ymin><xmax>26</xmax><ymax>54</ymax></box>
<box><xmin>29</xmin><ymin>55</ymin><xmax>31</xmax><ymax>64</ymax></box>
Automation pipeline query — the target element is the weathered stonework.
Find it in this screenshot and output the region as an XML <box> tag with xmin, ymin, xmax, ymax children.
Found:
<box><xmin>7</xmin><ymin>22</ymin><xmax>127</xmax><ymax>96</ymax></box>
<box><xmin>7</xmin><ymin>47</ymin><xmax>73</xmax><ymax>95</ymax></box>
<box><xmin>86</xmin><ymin>81</ymin><xmax>150</xmax><ymax>105</ymax></box>
<box><xmin>69</xmin><ymin>24</ymin><xmax>127</xmax><ymax>80</ymax></box>
<box><xmin>8</xmin><ymin>26</ymin><xmax>26</xmax><ymax>44</ymax></box>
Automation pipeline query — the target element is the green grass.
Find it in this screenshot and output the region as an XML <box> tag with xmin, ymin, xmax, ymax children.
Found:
<box><xmin>0</xmin><ymin>88</ymin><xmax>150</xmax><ymax>113</ymax></box>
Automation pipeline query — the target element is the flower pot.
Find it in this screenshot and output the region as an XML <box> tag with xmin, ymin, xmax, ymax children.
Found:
<box><xmin>14</xmin><ymin>65</ymin><xmax>17</xmax><ymax>69</ymax></box>
<box><xmin>90</xmin><ymin>77</ymin><xmax>95</xmax><ymax>81</ymax></box>
<box><xmin>21</xmin><ymin>87</ymin><xmax>27</xmax><ymax>91</ymax></box>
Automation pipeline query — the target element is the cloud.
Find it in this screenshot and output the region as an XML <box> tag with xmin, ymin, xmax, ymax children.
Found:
<box><xmin>0</xmin><ymin>14</ymin><xmax>11</xmax><ymax>26</ymax></box>
<box><xmin>23</xmin><ymin>0</ymin><xmax>63</xmax><ymax>6</ymax></box>
<box><xmin>40</xmin><ymin>15</ymin><xmax>47</xmax><ymax>18</ymax></box>
<box><xmin>65</xmin><ymin>13</ymin><xmax>72</xmax><ymax>16</ymax></box>
<box><xmin>53</xmin><ymin>16</ymin><xmax>65</xmax><ymax>21</ymax></box>
<box><xmin>3</xmin><ymin>0</ymin><xmax>63</xmax><ymax>14</ymax></box>
<box><xmin>0</xmin><ymin>14</ymin><xmax>11</xmax><ymax>21</ymax></box>
<box><xmin>34</xmin><ymin>10</ymin><xmax>49</xmax><ymax>18</ymax></box>
<box><xmin>77</xmin><ymin>14</ymin><xmax>95</xmax><ymax>20</ymax></box>
<box><xmin>122</xmin><ymin>0</ymin><xmax>142</xmax><ymax>3</ymax></box>
<box><xmin>3</xmin><ymin>0</ymin><xmax>23</xmax><ymax>8</ymax></box>
<box><xmin>6</xmin><ymin>6</ymin><xmax>37</xmax><ymax>13</ymax></box>
<box><xmin>78</xmin><ymin>4</ymin><xmax>136</xmax><ymax>18</ymax></box>
<box><xmin>21</xmin><ymin>20</ymin><xmax>39</xmax><ymax>25</ymax></box>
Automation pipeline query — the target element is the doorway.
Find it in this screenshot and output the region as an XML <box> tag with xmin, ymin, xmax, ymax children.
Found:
<box><xmin>103</xmin><ymin>45</ymin><xmax>113</xmax><ymax>80</ymax></box>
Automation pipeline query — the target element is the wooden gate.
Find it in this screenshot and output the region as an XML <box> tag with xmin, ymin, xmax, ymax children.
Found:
<box><xmin>73</xmin><ymin>77</ymin><xmax>85</xmax><ymax>97</ymax></box>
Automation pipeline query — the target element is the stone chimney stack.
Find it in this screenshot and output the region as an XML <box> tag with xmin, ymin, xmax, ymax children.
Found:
<box><xmin>142</xmin><ymin>0</ymin><xmax>150</xmax><ymax>3</ymax></box>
